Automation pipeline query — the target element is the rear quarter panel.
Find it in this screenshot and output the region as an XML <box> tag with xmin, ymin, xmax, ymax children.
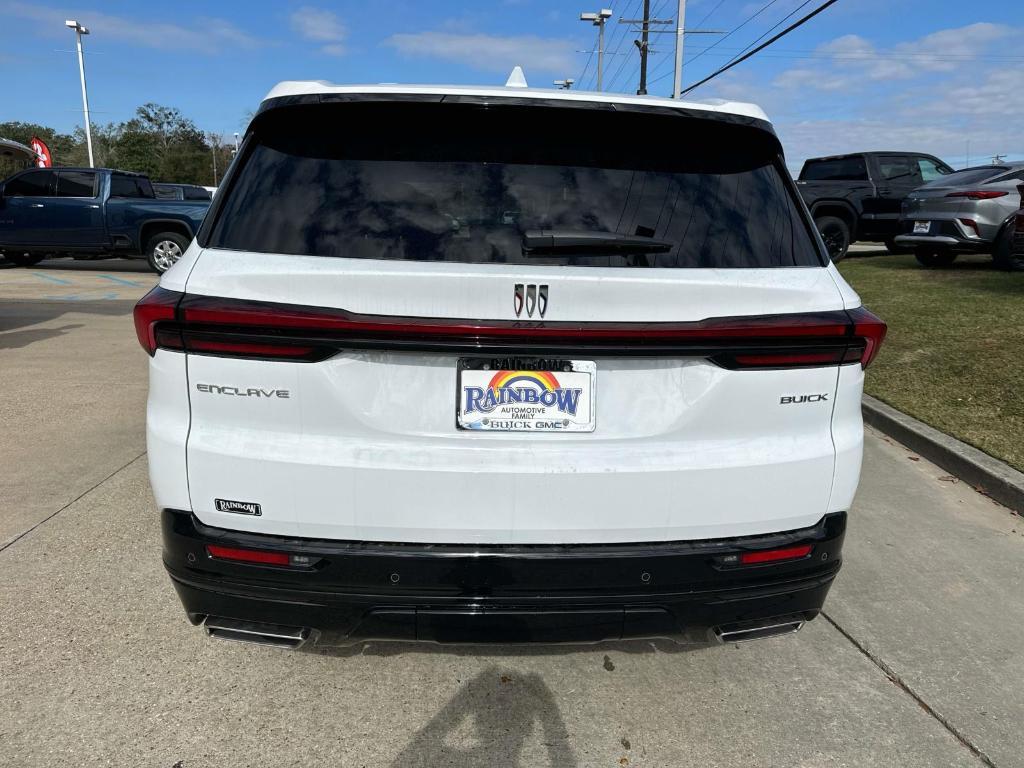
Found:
<box><xmin>106</xmin><ymin>199</ymin><xmax>210</xmax><ymax>250</ymax></box>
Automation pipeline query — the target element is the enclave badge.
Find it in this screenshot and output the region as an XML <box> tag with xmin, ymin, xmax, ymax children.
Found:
<box><xmin>215</xmin><ymin>498</ymin><xmax>262</xmax><ymax>516</ymax></box>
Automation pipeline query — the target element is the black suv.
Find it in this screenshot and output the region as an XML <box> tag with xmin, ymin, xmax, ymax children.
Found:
<box><xmin>796</xmin><ymin>151</ymin><xmax>953</xmax><ymax>260</ymax></box>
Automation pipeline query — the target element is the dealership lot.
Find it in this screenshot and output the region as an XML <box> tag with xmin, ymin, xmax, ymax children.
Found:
<box><xmin>2</xmin><ymin>259</ymin><xmax>1023</xmax><ymax>767</ymax></box>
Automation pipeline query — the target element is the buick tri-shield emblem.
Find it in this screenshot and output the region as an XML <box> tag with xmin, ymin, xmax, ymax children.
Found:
<box><xmin>514</xmin><ymin>283</ymin><xmax>548</xmax><ymax>318</ymax></box>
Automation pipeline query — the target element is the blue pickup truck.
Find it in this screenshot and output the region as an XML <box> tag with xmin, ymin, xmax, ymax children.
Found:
<box><xmin>0</xmin><ymin>167</ymin><xmax>210</xmax><ymax>273</ymax></box>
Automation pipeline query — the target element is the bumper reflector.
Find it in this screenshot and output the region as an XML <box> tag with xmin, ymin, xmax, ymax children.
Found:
<box><xmin>206</xmin><ymin>545</ymin><xmax>290</xmax><ymax>566</ymax></box>
<box><xmin>739</xmin><ymin>544</ymin><xmax>813</xmax><ymax>565</ymax></box>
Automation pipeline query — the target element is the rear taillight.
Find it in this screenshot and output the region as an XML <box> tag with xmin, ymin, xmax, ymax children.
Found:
<box><xmin>133</xmin><ymin>291</ymin><xmax>886</xmax><ymax>370</ymax></box>
<box><xmin>847</xmin><ymin>305</ymin><xmax>887</xmax><ymax>369</ymax></box>
<box><xmin>133</xmin><ymin>286</ymin><xmax>181</xmax><ymax>355</ymax></box>
<box><xmin>945</xmin><ymin>190</ymin><xmax>1008</xmax><ymax>200</ymax></box>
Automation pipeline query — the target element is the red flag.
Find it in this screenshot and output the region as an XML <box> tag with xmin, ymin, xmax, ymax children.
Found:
<box><xmin>30</xmin><ymin>136</ymin><xmax>52</xmax><ymax>167</ymax></box>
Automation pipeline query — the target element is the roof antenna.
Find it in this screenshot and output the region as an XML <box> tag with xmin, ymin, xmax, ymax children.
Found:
<box><xmin>505</xmin><ymin>66</ymin><xmax>528</xmax><ymax>88</ymax></box>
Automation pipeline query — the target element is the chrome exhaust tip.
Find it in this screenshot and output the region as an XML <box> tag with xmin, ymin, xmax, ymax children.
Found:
<box><xmin>713</xmin><ymin>614</ymin><xmax>805</xmax><ymax>644</ymax></box>
<box><xmin>204</xmin><ymin>616</ymin><xmax>310</xmax><ymax>649</ymax></box>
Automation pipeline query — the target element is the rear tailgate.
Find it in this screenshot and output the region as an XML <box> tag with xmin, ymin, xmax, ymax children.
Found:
<box><xmin>169</xmin><ymin>96</ymin><xmax>864</xmax><ymax>544</ymax></box>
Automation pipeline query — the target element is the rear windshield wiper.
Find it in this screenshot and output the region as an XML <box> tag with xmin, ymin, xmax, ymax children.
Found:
<box><xmin>522</xmin><ymin>230</ymin><xmax>674</xmax><ymax>255</ymax></box>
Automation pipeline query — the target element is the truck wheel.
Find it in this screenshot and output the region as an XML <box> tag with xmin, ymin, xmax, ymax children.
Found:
<box><xmin>146</xmin><ymin>232</ymin><xmax>189</xmax><ymax>274</ymax></box>
<box><xmin>914</xmin><ymin>249</ymin><xmax>957</xmax><ymax>268</ymax></box>
<box><xmin>816</xmin><ymin>216</ymin><xmax>850</xmax><ymax>262</ymax></box>
<box><xmin>992</xmin><ymin>225</ymin><xmax>1023</xmax><ymax>272</ymax></box>
<box><xmin>884</xmin><ymin>238</ymin><xmax>909</xmax><ymax>255</ymax></box>
<box><xmin>4</xmin><ymin>252</ymin><xmax>46</xmax><ymax>267</ymax></box>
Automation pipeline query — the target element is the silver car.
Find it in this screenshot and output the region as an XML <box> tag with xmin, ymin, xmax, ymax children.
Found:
<box><xmin>895</xmin><ymin>163</ymin><xmax>1024</xmax><ymax>269</ymax></box>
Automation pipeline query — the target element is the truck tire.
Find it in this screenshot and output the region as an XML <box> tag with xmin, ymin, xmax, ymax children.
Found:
<box><xmin>884</xmin><ymin>238</ymin><xmax>909</xmax><ymax>255</ymax></box>
<box><xmin>992</xmin><ymin>225</ymin><xmax>1023</xmax><ymax>272</ymax></box>
<box><xmin>4</xmin><ymin>252</ymin><xmax>46</xmax><ymax>267</ymax></box>
<box><xmin>146</xmin><ymin>232</ymin><xmax>190</xmax><ymax>274</ymax></box>
<box><xmin>816</xmin><ymin>216</ymin><xmax>850</xmax><ymax>262</ymax></box>
<box><xmin>914</xmin><ymin>249</ymin><xmax>957</xmax><ymax>268</ymax></box>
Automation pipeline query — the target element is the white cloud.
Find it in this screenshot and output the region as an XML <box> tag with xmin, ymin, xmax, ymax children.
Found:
<box><xmin>290</xmin><ymin>6</ymin><xmax>347</xmax><ymax>56</ymax></box>
<box><xmin>1</xmin><ymin>1</ymin><xmax>261</xmax><ymax>53</ymax></box>
<box><xmin>692</xmin><ymin>23</ymin><xmax>1024</xmax><ymax>170</ymax></box>
<box><xmin>385</xmin><ymin>30</ymin><xmax>577</xmax><ymax>75</ymax></box>
<box><xmin>773</xmin><ymin>23</ymin><xmax>1016</xmax><ymax>89</ymax></box>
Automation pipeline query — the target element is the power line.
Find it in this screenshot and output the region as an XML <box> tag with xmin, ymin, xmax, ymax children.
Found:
<box><xmin>647</xmin><ymin>0</ymin><xmax>725</xmax><ymax>84</ymax></box>
<box><xmin>616</xmin><ymin>0</ymin><xmax>674</xmax><ymax>93</ymax></box>
<box><xmin>679</xmin><ymin>0</ymin><xmax>841</xmax><ymax>95</ymax></box>
<box><xmin>719</xmin><ymin>0</ymin><xmax>812</xmax><ymax>68</ymax></box>
<box><xmin>693</xmin><ymin>0</ymin><xmax>729</xmax><ymax>28</ymax></box>
<box><xmin>649</xmin><ymin>0</ymin><xmax>810</xmax><ymax>89</ymax></box>
<box><xmin>681</xmin><ymin>0</ymin><xmax>782</xmax><ymax>70</ymax></box>
<box><xmin>593</xmin><ymin>0</ymin><xmax>640</xmax><ymax>89</ymax></box>
<box><xmin>577</xmin><ymin>31</ymin><xmax>598</xmax><ymax>84</ymax></box>
<box><xmin>603</xmin><ymin>0</ymin><xmax>645</xmax><ymax>90</ymax></box>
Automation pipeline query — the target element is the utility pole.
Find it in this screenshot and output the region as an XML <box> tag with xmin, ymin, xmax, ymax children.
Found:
<box><xmin>209</xmin><ymin>133</ymin><xmax>221</xmax><ymax>185</ymax></box>
<box><xmin>620</xmin><ymin>2</ymin><xmax>672</xmax><ymax>95</ymax></box>
<box><xmin>65</xmin><ymin>20</ymin><xmax>94</xmax><ymax>167</ymax></box>
<box><xmin>580</xmin><ymin>9</ymin><xmax>613</xmax><ymax>91</ymax></box>
<box><xmin>636</xmin><ymin>0</ymin><xmax>651</xmax><ymax>95</ymax></box>
<box><xmin>672</xmin><ymin>0</ymin><xmax>686</xmax><ymax>99</ymax></box>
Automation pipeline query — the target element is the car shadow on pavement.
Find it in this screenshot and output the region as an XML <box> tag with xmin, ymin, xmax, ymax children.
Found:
<box><xmin>0</xmin><ymin>298</ymin><xmax>135</xmax><ymax>349</ymax></box>
<box><xmin>387</xmin><ymin>666</ymin><xmax>578</xmax><ymax>768</ymax></box>
<box><xmin>0</xmin><ymin>323</ymin><xmax>84</xmax><ymax>350</ymax></box>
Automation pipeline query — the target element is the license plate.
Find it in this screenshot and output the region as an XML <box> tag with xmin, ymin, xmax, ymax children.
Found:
<box><xmin>457</xmin><ymin>359</ymin><xmax>596</xmax><ymax>432</ymax></box>
<box><xmin>913</xmin><ymin>220</ymin><xmax>931</xmax><ymax>234</ymax></box>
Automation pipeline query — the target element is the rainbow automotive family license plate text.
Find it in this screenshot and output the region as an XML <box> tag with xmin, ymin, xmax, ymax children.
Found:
<box><xmin>456</xmin><ymin>359</ymin><xmax>596</xmax><ymax>432</ymax></box>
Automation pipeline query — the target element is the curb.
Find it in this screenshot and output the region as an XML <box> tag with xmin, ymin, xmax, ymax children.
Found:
<box><xmin>862</xmin><ymin>394</ymin><xmax>1024</xmax><ymax>515</ymax></box>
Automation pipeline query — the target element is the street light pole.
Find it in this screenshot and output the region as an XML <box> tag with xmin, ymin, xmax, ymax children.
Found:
<box><xmin>672</xmin><ymin>0</ymin><xmax>686</xmax><ymax>99</ymax></box>
<box><xmin>580</xmin><ymin>9</ymin><xmax>613</xmax><ymax>91</ymax></box>
<box><xmin>65</xmin><ymin>20</ymin><xmax>94</xmax><ymax>167</ymax></box>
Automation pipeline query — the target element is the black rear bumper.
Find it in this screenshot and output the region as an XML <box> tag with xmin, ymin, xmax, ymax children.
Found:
<box><xmin>162</xmin><ymin>509</ymin><xmax>846</xmax><ymax>646</ymax></box>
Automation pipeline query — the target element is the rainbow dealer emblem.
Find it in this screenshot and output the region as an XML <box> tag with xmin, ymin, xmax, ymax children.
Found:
<box><xmin>457</xmin><ymin>362</ymin><xmax>596</xmax><ymax>432</ymax></box>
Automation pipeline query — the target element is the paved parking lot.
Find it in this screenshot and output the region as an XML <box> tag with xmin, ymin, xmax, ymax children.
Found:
<box><xmin>2</xmin><ymin>258</ymin><xmax>1022</xmax><ymax>767</ymax></box>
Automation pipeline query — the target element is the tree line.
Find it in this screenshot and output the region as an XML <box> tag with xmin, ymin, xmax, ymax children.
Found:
<box><xmin>0</xmin><ymin>103</ymin><xmax>239</xmax><ymax>185</ymax></box>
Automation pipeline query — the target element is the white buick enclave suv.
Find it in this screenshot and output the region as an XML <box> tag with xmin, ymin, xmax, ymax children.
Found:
<box><xmin>135</xmin><ymin>81</ymin><xmax>885</xmax><ymax>649</ymax></box>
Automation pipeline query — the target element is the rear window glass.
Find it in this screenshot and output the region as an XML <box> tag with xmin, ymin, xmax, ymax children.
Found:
<box><xmin>56</xmin><ymin>171</ymin><xmax>97</xmax><ymax>197</ymax></box>
<box><xmin>111</xmin><ymin>175</ymin><xmax>155</xmax><ymax>198</ymax></box>
<box><xmin>184</xmin><ymin>185</ymin><xmax>212</xmax><ymax>200</ymax></box>
<box><xmin>876</xmin><ymin>156</ymin><xmax>914</xmax><ymax>182</ymax></box>
<box><xmin>153</xmin><ymin>184</ymin><xmax>181</xmax><ymax>200</ymax></box>
<box><xmin>799</xmin><ymin>157</ymin><xmax>868</xmax><ymax>181</ymax></box>
<box><xmin>208</xmin><ymin>102</ymin><xmax>822</xmax><ymax>268</ymax></box>
<box><xmin>922</xmin><ymin>167</ymin><xmax>1005</xmax><ymax>187</ymax></box>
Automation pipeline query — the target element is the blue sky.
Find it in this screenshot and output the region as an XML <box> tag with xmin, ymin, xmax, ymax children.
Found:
<box><xmin>2</xmin><ymin>0</ymin><xmax>1021</xmax><ymax>169</ymax></box>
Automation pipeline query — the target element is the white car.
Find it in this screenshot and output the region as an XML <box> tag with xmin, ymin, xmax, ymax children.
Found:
<box><xmin>135</xmin><ymin>81</ymin><xmax>885</xmax><ymax>649</ymax></box>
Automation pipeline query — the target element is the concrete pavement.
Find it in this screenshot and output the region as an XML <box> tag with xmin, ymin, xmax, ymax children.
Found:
<box><xmin>1</xmin><ymin>259</ymin><xmax>1022</xmax><ymax>767</ymax></box>
<box><xmin>0</xmin><ymin>259</ymin><xmax>156</xmax><ymax>546</ymax></box>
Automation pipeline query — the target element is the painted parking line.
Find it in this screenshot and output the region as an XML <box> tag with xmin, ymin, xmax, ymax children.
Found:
<box><xmin>32</xmin><ymin>272</ymin><xmax>73</xmax><ymax>285</ymax></box>
<box><xmin>43</xmin><ymin>293</ymin><xmax>122</xmax><ymax>301</ymax></box>
<box><xmin>98</xmin><ymin>274</ymin><xmax>144</xmax><ymax>287</ymax></box>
